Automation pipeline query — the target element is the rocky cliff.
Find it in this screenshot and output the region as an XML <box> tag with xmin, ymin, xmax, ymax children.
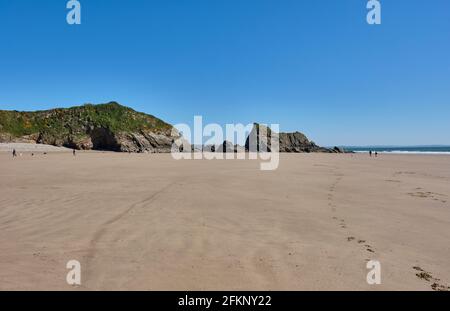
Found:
<box><xmin>1</xmin><ymin>105</ymin><xmax>343</xmax><ymax>154</ymax></box>
<box><xmin>0</xmin><ymin>102</ymin><xmax>179</xmax><ymax>153</ymax></box>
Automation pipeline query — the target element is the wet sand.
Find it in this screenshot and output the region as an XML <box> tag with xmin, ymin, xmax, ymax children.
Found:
<box><xmin>0</xmin><ymin>143</ymin><xmax>71</xmax><ymax>153</ymax></box>
<box><xmin>0</xmin><ymin>151</ymin><xmax>449</xmax><ymax>290</ymax></box>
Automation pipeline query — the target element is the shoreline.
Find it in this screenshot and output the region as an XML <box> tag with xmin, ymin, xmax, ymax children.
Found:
<box><xmin>352</xmin><ymin>151</ymin><xmax>450</xmax><ymax>155</ymax></box>
<box><xmin>2</xmin><ymin>143</ymin><xmax>450</xmax><ymax>156</ymax></box>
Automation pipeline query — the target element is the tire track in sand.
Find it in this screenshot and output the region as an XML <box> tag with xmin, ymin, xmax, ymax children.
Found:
<box><xmin>84</xmin><ymin>181</ymin><xmax>178</xmax><ymax>282</ymax></box>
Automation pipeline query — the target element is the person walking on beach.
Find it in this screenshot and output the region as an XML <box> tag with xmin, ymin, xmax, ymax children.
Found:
<box><xmin>73</xmin><ymin>149</ymin><xmax>76</xmax><ymax>156</ymax></box>
<box><xmin>375</xmin><ymin>151</ymin><xmax>378</xmax><ymax>157</ymax></box>
<box><xmin>12</xmin><ymin>149</ymin><xmax>17</xmax><ymax>158</ymax></box>
<box><xmin>369</xmin><ymin>150</ymin><xmax>372</xmax><ymax>157</ymax></box>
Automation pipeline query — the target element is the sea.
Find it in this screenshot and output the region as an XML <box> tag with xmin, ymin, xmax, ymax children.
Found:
<box><xmin>342</xmin><ymin>146</ymin><xmax>450</xmax><ymax>155</ymax></box>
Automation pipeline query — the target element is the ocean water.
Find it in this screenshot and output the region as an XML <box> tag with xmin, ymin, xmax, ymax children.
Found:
<box><xmin>344</xmin><ymin>146</ymin><xmax>450</xmax><ymax>155</ymax></box>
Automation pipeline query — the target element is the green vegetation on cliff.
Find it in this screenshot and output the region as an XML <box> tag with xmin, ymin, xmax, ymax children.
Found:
<box><xmin>0</xmin><ymin>102</ymin><xmax>172</xmax><ymax>140</ymax></box>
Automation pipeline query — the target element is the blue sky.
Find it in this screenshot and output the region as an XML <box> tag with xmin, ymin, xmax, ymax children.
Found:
<box><xmin>0</xmin><ymin>0</ymin><xmax>449</xmax><ymax>146</ymax></box>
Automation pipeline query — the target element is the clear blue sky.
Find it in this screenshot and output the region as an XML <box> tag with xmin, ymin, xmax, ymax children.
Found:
<box><xmin>0</xmin><ymin>0</ymin><xmax>449</xmax><ymax>146</ymax></box>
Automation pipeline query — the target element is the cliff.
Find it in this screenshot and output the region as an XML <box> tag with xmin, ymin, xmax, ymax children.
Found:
<box><xmin>0</xmin><ymin>105</ymin><xmax>343</xmax><ymax>154</ymax></box>
<box><xmin>0</xmin><ymin>102</ymin><xmax>178</xmax><ymax>153</ymax></box>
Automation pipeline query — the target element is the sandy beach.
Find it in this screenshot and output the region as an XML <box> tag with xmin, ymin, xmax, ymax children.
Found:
<box><xmin>0</xmin><ymin>143</ymin><xmax>72</xmax><ymax>153</ymax></box>
<box><xmin>0</xmin><ymin>151</ymin><xmax>449</xmax><ymax>291</ymax></box>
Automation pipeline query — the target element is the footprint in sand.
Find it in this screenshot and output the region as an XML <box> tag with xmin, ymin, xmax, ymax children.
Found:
<box><xmin>365</xmin><ymin>247</ymin><xmax>375</xmax><ymax>253</ymax></box>
<box><xmin>407</xmin><ymin>191</ymin><xmax>447</xmax><ymax>204</ymax></box>
<box><xmin>349</xmin><ymin>239</ymin><xmax>375</xmax><ymax>253</ymax></box>
<box><xmin>329</xmin><ymin>174</ymin><xmax>377</xmax><ymax>255</ymax></box>
<box><xmin>394</xmin><ymin>171</ymin><xmax>416</xmax><ymax>176</ymax></box>
<box><xmin>346</xmin><ymin>237</ymin><xmax>375</xmax><ymax>253</ymax></box>
<box><xmin>385</xmin><ymin>179</ymin><xmax>401</xmax><ymax>183</ymax></box>
<box><xmin>413</xmin><ymin>266</ymin><xmax>450</xmax><ymax>291</ymax></box>
<box><xmin>408</xmin><ymin>191</ymin><xmax>433</xmax><ymax>198</ymax></box>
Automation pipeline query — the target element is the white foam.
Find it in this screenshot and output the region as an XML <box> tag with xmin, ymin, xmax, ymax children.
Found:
<box><xmin>353</xmin><ymin>151</ymin><xmax>450</xmax><ymax>155</ymax></box>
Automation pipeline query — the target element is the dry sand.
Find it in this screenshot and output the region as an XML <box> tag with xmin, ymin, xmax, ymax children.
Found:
<box><xmin>0</xmin><ymin>151</ymin><xmax>449</xmax><ymax>290</ymax></box>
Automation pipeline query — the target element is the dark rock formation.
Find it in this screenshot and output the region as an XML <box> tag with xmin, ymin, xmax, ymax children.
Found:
<box><xmin>191</xmin><ymin>142</ymin><xmax>245</xmax><ymax>153</ymax></box>
<box><xmin>245</xmin><ymin>123</ymin><xmax>273</xmax><ymax>152</ymax></box>
<box><xmin>278</xmin><ymin>132</ymin><xmax>331</xmax><ymax>153</ymax></box>
<box><xmin>245</xmin><ymin>123</ymin><xmax>341</xmax><ymax>153</ymax></box>
<box><xmin>331</xmin><ymin>146</ymin><xmax>346</xmax><ymax>153</ymax></box>
<box><xmin>1</xmin><ymin>103</ymin><xmax>344</xmax><ymax>154</ymax></box>
<box><xmin>216</xmin><ymin>140</ymin><xmax>235</xmax><ymax>153</ymax></box>
<box><xmin>202</xmin><ymin>144</ymin><xmax>216</xmax><ymax>152</ymax></box>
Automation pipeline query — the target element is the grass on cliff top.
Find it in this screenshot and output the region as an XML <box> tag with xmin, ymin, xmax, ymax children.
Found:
<box><xmin>0</xmin><ymin>102</ymin><xmax>172</xmax><ymax>137</ymax></box>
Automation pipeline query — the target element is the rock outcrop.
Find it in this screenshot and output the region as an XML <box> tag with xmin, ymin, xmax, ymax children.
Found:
<box><xmin>245</xmin><ymin>123</ymin><xmax>342</xmax><ymax>153</ymax></box>
<box><xmin>245</xmin><ymin>123</ymin><xmax>273</xmax><ymax>152</ymax></box>
<box><xmin>216</xmin><ymin>141</ymin><xmax>236</xmax><ymax>153</ymax></box>
<box><xmin>1</xmin><ymin>104</ymin><xmax>344</xmax><ymax>154</ymax></box>
<box><xmin>0</xmin><ymin>102</ymin><xmax>179</xmax><ymax>153</ymax></box>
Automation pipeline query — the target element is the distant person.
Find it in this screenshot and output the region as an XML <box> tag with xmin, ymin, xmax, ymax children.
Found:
<box><xmin>12</xmin><ymin>149</ymin><xmax>17</xmax><ymax>157</ymax></box>
<box><xmin>369</xmin><ymin>150</ymin><xmax>372</xmax><ymax>157</ymax></box>
<box><xmin>375</xmin><ymin>151</ymin><xmax>378</xmax><ymax>157</ymax></box>
<box><xmin>73</xmin><ymin>149</ymin><xmax>76</xmax><ymax>156</ymax></box>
